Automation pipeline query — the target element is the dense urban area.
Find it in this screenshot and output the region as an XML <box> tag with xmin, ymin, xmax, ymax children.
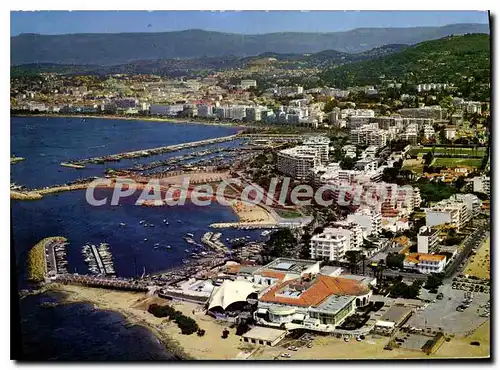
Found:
<box><xmin>13</xmin><ymin>31</ymin><xmax>491</xmax><ymax>360</ymax></box>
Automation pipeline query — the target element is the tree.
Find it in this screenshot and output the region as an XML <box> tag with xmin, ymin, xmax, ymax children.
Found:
<box><xmin>345</xmin><ymin>251</ymin><xmax>363</xmax><ymax>274</ymax></box>
<box><xmin>262</xmin><ymin>228</ymin><xmax>296</xmax><ymax>261</ymax></box>
<box><xmin>386</xmin><ymin>253</ymin><xmax>405</xmax><ymax>269</ymax></box>
<box><xmin>455</xmin><ymin>176</ymin><xmax>466</xmax><ymax>191</ymax></box>
<box><xmin>424</xmin><ymin>274</ymin><xmax>444</xmax><ymax>293</ymax></box>
<box><xmin>323</xmin><ymin>99</ymin><xmax>337</xmax><ymax>113</ymax></box>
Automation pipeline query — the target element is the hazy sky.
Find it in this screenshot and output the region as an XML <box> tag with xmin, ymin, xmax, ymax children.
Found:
<box><xmin>11</xmin><ymin>10</ymin><xmax>489</xmax><ymax>36</ymax></box>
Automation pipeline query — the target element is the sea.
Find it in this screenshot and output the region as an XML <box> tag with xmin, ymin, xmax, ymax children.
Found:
<box><xmin>11</xmin><ymin>116</ymin><xmax>262</xmax><ymax>360</ymax></box>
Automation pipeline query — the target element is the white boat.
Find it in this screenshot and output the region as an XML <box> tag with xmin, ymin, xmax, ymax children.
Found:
<box><xmin>144</xmin><ymin>238</ymin><xmax>148</xmax><ymax>241</ymax></box>
<box><xmin>119</xmin><ymin>223</ymin><xmax>126</xmax><ymax>227</ymax></box>
<box><xmin>186</xmin><ymin>233</ymin><xmax>194</xmax><ymax>237</ymax></box>
<box><xmin>166</xmin><ymin>245</ymin><xmax>171</xmax><ymax>249</ymax></box>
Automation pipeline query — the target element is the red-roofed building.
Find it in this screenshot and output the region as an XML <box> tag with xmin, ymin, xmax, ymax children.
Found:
<box><xmin>254</xmin><ymin>274</ymin><xmax>372</xmax><ymax>333</ymax></box>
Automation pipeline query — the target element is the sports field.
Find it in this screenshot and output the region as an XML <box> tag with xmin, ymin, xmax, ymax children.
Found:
<box><xmin>431</xmin><ymin>157</ymin><xmax>483</xmax><ymax>168</ymax></box>
<box><xmin>410</xmin><ymin>147</ymin><xmax>486</xmax><ymax>156</ymax></box>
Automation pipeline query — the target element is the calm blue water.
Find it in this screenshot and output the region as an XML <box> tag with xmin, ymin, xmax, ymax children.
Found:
<box><xmin>19</xmin><ymin>292</ymin><xmax>177</xmax><ymax>360</ymax></box>
<box><xmin>11</xmin><ymin>116</ymin><xmax>240</xmax><ymax>188</ymax></box>
<box><xmin>11</xmin><ymin>116</ymin><xmax>259</xmax><ymax>361</ymax></box>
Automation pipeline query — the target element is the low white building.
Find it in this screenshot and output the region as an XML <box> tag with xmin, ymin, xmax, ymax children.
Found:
<box><xmin>254</xmin><ymin>274</ymin><xmax>372</xmax><ymax>333</ymax></box>
<box><xmin>403</xmin><ymin>253</ymin><xmax>447</xmax><ymax>274</ymax></box>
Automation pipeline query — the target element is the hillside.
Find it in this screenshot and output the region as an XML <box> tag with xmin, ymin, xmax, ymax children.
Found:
<box><xmin>320</xmin><ymin>33</ymin><xmax>491</xmax><ymax>99</ymax></box>
<box><xmin>10</xmin><ymin>45</ymin><xmax>409</xmax><ymax>77</ymax></box>
<box><xmin>11</xmin><ymin>23</ymin><xmax>489</xmax><ymax>65</ymax></box>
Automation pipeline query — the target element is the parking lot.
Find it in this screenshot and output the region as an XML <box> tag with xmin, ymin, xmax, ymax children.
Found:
<box><xmin>407</xmin><ymin>282</ymin><xmax>490</xmax><ymax>336</ymax></box>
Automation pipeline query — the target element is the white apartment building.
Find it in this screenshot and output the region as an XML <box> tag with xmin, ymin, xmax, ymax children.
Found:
<box><xmin>341</xmin><ymin>108</ymin><xmax>375</xmax><ymax>119</ymax></box>
<box><xmin>246</xmin><ymin>107</ymin><xmax>262</xmax><ymax>122</ymax></box>
<box><xmin>400</xmin><ymin>123</ymin><xmax>419</xmax><ymax>145</ymax></box>
<box><xmin>370</xmin><ymin>116</ymin><xmax>404</xmax><ymax>131</ymax></box>
<box><xmin>417</xmin><ymin>226</ymin><xmax>440</xmax><ymax>254</ymax></box>
<box><xmin>355</xmin><ymin>159</ymin><xmax>378</xmax><ymax>172</ymax></box>
<box><xmin>367</xmin><ymin>130</ymin><xmax>388</xmax><ymax>147</ymax></box>
<box><xmin>404</xmin><ymin>253</ymin><xmax>447</xmax><ymax>274</ymax></box>
<box><xmin>277</xmin><ymin>86</ymin><xmax>304</xmax><ymax>96</ymax></box>
<box><xmin>310</xmin><ymin>225</ymin><xmax>363</xmax><ymax>261</ymax></box>
<box><xmin>362</xmin><ymin>146</ymin><xmax>379</xmax><ymax>159</ymax></box>
<box><xmin>422</xmin><ymin>124</ymin><xmax>436</xmax><ymax>140</ymax></box>
<box><xmin>472</xmin><ymin>176</ymin><xmax>490</xmax><ymax>196</ymax></box>
<box><xmin>399</xmin><ymin>106</ymin><xmax>445</xmax><ymax>120</ymax></box>
<box><xmin>303</xmin><ymin>136</ymin><xmax>330</xmax><ymax>164</ymax></box>
<box><xmin>197</xmin><ymin>104</ymin><xmax>214</xmax><ymax>118</ymax></box>
<box><xmin>277</xmin><ymin>146</ymin><xmax>321</xmax><ymax>180</ymax></box>
<box><xmin>445</xmin><ymin>126</ymin><xmax>456</xmax><ymax>140</ymax></box>
<box><xmin>347</xmin><ymin>208</ymin><xmax>382</xmax><ymax>237</ymax></box>
<box><xmin>240</xmin><ymin>79</ymin><xmax>257</xmax><ymax>89</ymax></box>
<box><xmin>149</xmin><ymin>104</ymin><xmax>184</xmax><ymax>116</ymax></box>
<box><xmin>449</xmin><ymin>194</ymin><xmax>481</xmax><ymax>218</ymax></box>
<box><xmin>425</xmin><ymin>198</ymin><xmax>470</xmax><ymax>231</ymax></box>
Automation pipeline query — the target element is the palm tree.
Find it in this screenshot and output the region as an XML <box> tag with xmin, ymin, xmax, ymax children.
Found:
<box><xmin>361</xmin><ymin>254</ymin><xmax>367</xmax><ymax>275</ymax></box>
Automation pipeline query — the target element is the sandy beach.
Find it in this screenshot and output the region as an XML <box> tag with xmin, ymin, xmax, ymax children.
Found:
<box><xmin>47</xmin><ymin>284</ymin><xmax>248</xmax><ymax>360</ymax></box>
<box><xmin>463</xmin><ymin>235</ymin><xmax>490</xmax><ymax>280</ymax></box>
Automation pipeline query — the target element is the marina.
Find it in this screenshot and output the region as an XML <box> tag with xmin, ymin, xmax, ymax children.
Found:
<box><xmin>62</xmin><ymin>134</ymin><xmax>239</xmax><ymax>167</ymax></box>
<box><xmin>82</xmin><ymin>242</ymin><xmax>116</xmax><ymax>276</ymax></box>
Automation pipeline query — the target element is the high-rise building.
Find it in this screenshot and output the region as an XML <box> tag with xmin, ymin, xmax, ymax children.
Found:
<box><xmin>303</xmin><ymin>136</ymin><xmax>330</xmax><ymax>164</ymax></box>
<box><xmin>277</xmin><ymin>146</ymin><xmax>321</xmax><ymax>180</ymax></box>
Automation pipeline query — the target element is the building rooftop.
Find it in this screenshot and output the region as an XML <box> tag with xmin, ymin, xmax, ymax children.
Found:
<box><xmin>313</xmin><ymin>295</ymin><xmax>355</xmax><ymax>314</ymax></box>
<box><xmin>259</xmin><ymin>274</ymin><xmax>371</xmax><ymax>307</ymax></box>
<box><xmin>257</xmin><ymin>258</ymin><xmax>319</xmax><ymax>275</ymax></box>
<box><xmin>242</xmin><ymin>326</ymin><xmax>286</xmax><ymax>342</ymax></box>
<box><xmin>381</xmin><ymin>305</ymin><xmax>413</xmax><ymax>325</ymax></box>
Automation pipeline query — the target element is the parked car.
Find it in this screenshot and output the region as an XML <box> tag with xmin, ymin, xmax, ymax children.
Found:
<box><xmin>437</xmin><ymin>293</ymin><xmax>444</xmax><ymax>300</ymax></box>
<box><xmin>306</xmin><ymin>343</ymin><xmax>313</xmax><ymax>348</ymax></box>
<box><xmin>287</xmin><ymin>346</ymin><xmax>298</xmax><ymax>351</ymax></box>
<box><xmin>280</xmin><ymin>353</ymin><xmax>291</xmax><ymax>358</ymax></box>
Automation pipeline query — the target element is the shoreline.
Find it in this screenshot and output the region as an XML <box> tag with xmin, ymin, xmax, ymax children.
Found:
<box><xmin>44</xmin><ymin>283</ymin><xmax>194</xmax><ymax>360</ymax></box>
<box><xmin>12</xmin><ymin>113</ymin><xmax>258</xmax><ymax>129</ymax></box>
<box><xmin>41</xmin><ymin>283</ymin><xmax>248</xmax><ymax>360</ymax></box>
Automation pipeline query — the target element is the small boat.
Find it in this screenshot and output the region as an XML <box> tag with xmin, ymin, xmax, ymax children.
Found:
<box><xmin>144</xmin><ymin>238</ymin><xmax>148</xmax><ymax>241</ymax></box>
<box><xmin>153</xmin><ymin>246</ymin><xmax>159</xmax><ymax>250</ymax></box>
<box><xmin>163</xmin><ymin>219</ymin><xmax>167</xmax><ymax>223</ymax></box>
<box><xmin>177</xmin><ymin>220</ymin><xmax>182</xmax><ymax>223</ymax></box>
<box><xmin>154</xmin><ymin>243</ymin><xmax>160</xmax><ymax>246</ymax></box>
<box><xmin>166</xmin><ymin>245</ymin><xmax>171</xmax><ymax>249</ymax></box>
<box><xmin>119</xmin><ymin>223</ymin><xmax>126</xmax><ymax>227</ymax></box>
<box><xmin>139</xmin><ymin>220</ymin><xmax>146</xmax><ymax>224</ymax></box>
<box><xmin>150</xmin><ymin>224</ymin><xmax>154</xmax><ymax>227</ymax></box>
<box><xmin>186</xmin><ymin>233</ymin><xmax>194</xmax><ymax>238</ymax></box>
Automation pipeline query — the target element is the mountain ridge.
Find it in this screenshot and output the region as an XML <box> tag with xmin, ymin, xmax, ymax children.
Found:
<box><xmin>11</xmin><ymin>23</ymin><xmax>489</xmax><ymax>65</ymax></box>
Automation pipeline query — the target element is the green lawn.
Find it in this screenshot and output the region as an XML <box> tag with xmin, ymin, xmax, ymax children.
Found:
<box><xmin>410</xmin><ymin>147</ymin><xmax>486</xmax><ymax>156</ymax></box>
<box><xmin>275</xmin><ymin>209</ymin><xmax>303</xmax><ymax>219</ymax></box>
<box><xmin>431</xmin><ymin>157</ymin><xmax>483</xmax><ymax>168</ymax></box>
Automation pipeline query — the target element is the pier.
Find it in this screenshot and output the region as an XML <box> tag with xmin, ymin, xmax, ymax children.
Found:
<box><xmin>11</xmin><ymin>156</ymin><xmax>25</xmax><ymax>165</ymax></box>
<box><xmin>89</xmin><ymin>244</ymin><xmax>106</xmax><ymax>274</ymax></box>
<box><xmin>63</xmin><ymin>134</ymin><xmax>239</xmax><ymax>166</ymax></box>
<box><xmin>55</xmin><ymin>274</ymin><xmax>150</xmax><ymax>292</ymax></box>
